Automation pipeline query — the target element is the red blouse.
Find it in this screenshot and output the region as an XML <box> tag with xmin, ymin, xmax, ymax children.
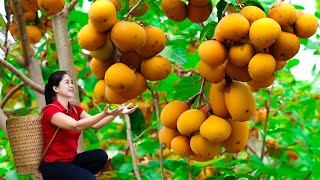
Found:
<box><xmin>41</xmin><ymin>100</ymin><xmax>83</xmax><ymax>162</ymax></box>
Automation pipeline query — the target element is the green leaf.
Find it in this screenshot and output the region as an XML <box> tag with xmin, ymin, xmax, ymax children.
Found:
<box><xmin>200</xmin><ymin>21</ymin><xmax>217</xmax><ymax>41</ymax></box>
<box><xmin>242</xmin><ymin>0</ymin><xmax>265</xmax><ymax>11</ymax></box>
<box><xmin>174</xmin><ymin>76</ymin><xmax>202</xmax><ymax>101</ymax></box>
<box><xmin>311</xmin><ymin>64</ymin><xmax>317</xmax><ymax>76</ymax></box>
<box><xmin>312</xmin><ymin>70</ymin><xmax>320</xmax><ymax>87</ymax></box>
<box><xmin>129</xmin><ymin>109</ymin><xmax>146</xmax><ymax>137</ymax></box>
<box><xmin>292</xmin><ymin>4</ymin><xmax>304</xmax><ymax>10</ymax></box>
<box><xmin>0</xmin><ymin>168</ymin><xmax>7</xmax><ymax>177</ymax></box>
<box><xmin>118</xmin><ymin>0</ymin><xmax>129</xmax><ymax>20</ymax></box>
<box><xmin>146</xmin><ymin>0</ymin><xmax>163</xmax><ymax>16</ymax></box>
<box><xmin>159</xmin><ymin>45</ymin><xmax>187</xmax><ymax>65</ymax></box>
<box><xmin>144</xmin><ymin>168</ymin><xmax>162</xmax><ymax>180</ymax></box>
<box><xmin>0</xmin><ymin>15</ymin><xmax>6</xmax><ymax>32</ymax></box>
<box><xmin>84</xmin><ymin>74</ymin><xmax>99</xmax><ymax>97</ymax></box>
<box><xmin>216</xmin><ymin>0</ymin><xmax>227</xmax><ymax>21</ymax></box>
<box><xmin>69</xmin><ymin>10</ymin><xmax>88</xmax><ymax>28</ymax></box>
<box><xmin>136</xmin><ymin>138</ymin><xmax>158</xmax><ymax>156</ymax></box>
<box><xmin>286</xmin><ymin>59</ymin><xmax>300</xmax><ymax>69</ymax></box>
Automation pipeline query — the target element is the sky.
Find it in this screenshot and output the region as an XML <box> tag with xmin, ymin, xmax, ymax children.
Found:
<box><xmin>0</xmin><ymin>0</ymin><xmax>319</xmax><ymax>82</ymax></box>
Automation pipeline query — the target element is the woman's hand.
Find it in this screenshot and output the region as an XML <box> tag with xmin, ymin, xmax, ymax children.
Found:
<box><xmin>104</xmin><ymin>105</ymin><xmax>124</xmax><ymax>116</ymax></box>
<box><xmin>121</xmin><ymin>103</ymin><xmax>138</xmax><ymax>115</ymax></box>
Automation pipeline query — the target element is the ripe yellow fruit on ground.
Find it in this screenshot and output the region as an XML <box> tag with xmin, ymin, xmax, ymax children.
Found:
<box><xmin>198</xmin><ymin>40</ymin><xmax>227</xmax><ymax>66</ymax></box>
<box><xmin>177</xmin><ymin>109</ymin><xmax>206</xmax><ymax>135</ymax></box>
<box><xmin>159</xmin><ymin>126</ymin><xmax>180</xmax><ymax>149</ymax></box>
<box><xmin>26</xmin><ymin>26</ymin><xmax>42</xmax><ymax>44</ymax></box>
<box><xmin>222</xmin><ymin>119</ymin><xmax>249</xmax><ymax>153</ymax></box>
<box><xmin>160</xmin><ymin>100</ymin><xmax>189</xmax><ymax>129</ymax></box>
<box><xmin>38</xmin><ymin>0</ymin><xmax>65</xmax><ymax>16</ymax></box>
<box><xmin>209</xmin><ymin>81</ymin><xmax>230</xmax><ymax>119</ymax></box>
<box><xmin>137</xmin><ymin>26</ymin><xmax>167</xmax><ymax>59</ymax></box>
<box><xmin>187</xmin><ymin>3</ymin><xmax>212</xmax><ymax>23</ymax></box>
<box><xmin>248</xmin><ymin>53</ymin><xmax>276</xmax><ymax>81</ymax></box>
<box><xmin>294</xmin><ymin>13</ymin><xmax>318</xmax><ymax>38</ymax></box>
<box><xmin>161</xmin><ymin>0</ymin><xmax>188</xmax><ymax>22</ymax></box>
<box><xmin>78</xmin><ymin>23</ymin><xmax>106</xmax><ymax>51</ymax></box>
<box><xmin>171</xmin><ymin>136</ymin><xmax>194</xmax><ymax>157</ymax></box>
<box><xmin>247</xmin><ymin>74</ymin><xmax>275</xmax><ymax>89</ymax></box>
<box><xmin>214</xmin><ymin>13</ymin><xmax>250</xmax><ymax>42</ymax></box>
<box><xmin>200</xmin><ymin>115</ymin><xmax>232</xmax><ymax>143</ymax></box>
<box><xmin>89</xmin><ymin>0</ymin><xmax>117</xmax><ymax>32</ymax></box>
<box><xmin>90</xmin><ymin>34</ymin><xmax>114</xmax><ymax>61</ymax></box>
<box><xmin>104</xmin><ymin>63</ymin><xmax>136</xmax><ymax>92</ymax></box>
<box><xmin>228</xmin><ymin>43</ymin><xmax>255</xmax><ymax>67</ymax></box>
<box><xmin>120</xmin><ymin>51</ymin><xmax>143</xmax><ymax>69</ymax></box>
<box><xmin>105</xmin><ymin>86</ymin><xmax>127</xmax><ymax>104</ymax></box>
<box><xmin>141</xmin><ymin>56</ymin><xmax>172</xmax><ymax>81</ymax></box>
<box><xmin>225</xmin><ymin>61</ymin><xmax>252</xmax><ymax>82</ymax></box>
<box><xmin>93</xmin><ymin>80</ymin><xmax>108</xmax><ymax>103</ymax></box>
<box><xmin>249</xmin><ymin>18</ymin><xmax>281</xmax><ymax>48</ymax></box>
<box><xmin>198</xmin><ymin>61</ymin><xmax>225</xmax><ymax>84</ymax></box>
<box><xmin>239</xmin><ymin>6</ymin><xmax>266</xmax><ymax>25</ymax></box>
<box><xmin>224</xmin><ymin>81</ymin><xmax>256</xmax><ymax>122</ymax></box>
<box><xmin>90</xmin><ymin>57</ymin><xmax>114</xmax><ymax>79</ymax></box>
<box><xmin>270</xmin><ymin>31</ymin><xmax>300</xmax><ymax>61</ymax></box>
<box><xmin>268</xmin><ymin>2</ymin><xmax>297</xmax><ymax>29</ymax></box>
<box><xmin>190</xmin><ymin>134</ymin><xmax>221</xmax><ymax>159</ymax></box>
<box><xmin>120</xmin><ymin>72</ymin><xmax>147</xmax><ymax>100</ymax></box>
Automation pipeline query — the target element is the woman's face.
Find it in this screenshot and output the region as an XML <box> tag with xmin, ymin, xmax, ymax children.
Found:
<box><xmin>54</xmin><ymin>74</ymin><xmax>75</xmax><ymax>98</ymax></box>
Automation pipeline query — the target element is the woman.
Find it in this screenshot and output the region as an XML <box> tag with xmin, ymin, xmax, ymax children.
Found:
<box><xmin>40</xmin><ymin>70</ymin><xmax>137</xmax><ymax>179</ymax></box>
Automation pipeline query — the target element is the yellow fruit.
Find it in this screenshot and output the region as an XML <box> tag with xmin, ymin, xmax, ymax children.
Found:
<box><xmin>268</xmin><ymin>2</ymin><xmax>297</xmax><ymax>29</ymax></box>
<box><xmin>38</xmin><ymin>0</ymin><xmax>65</xmax><ymax>16</ymax></box>
<box><xmin>274</xmin><ymin>60</ymin><xmax>287</xmax><ymax>72</ymax></box>
<box><xmin>6</xmin><ymin>85</ymin><xmax>22</xmax><ymax>99</ymax></box>
<box><xmin>120</xmin><ymin>51</ymin><xmax>143</xmax><ymax>69</ymax></box>
<box><xmin>254</xmin><ymin>107</ymin><xmax>267</xmax><ymax>122</ymax></box>
<box><xmin>90</xmin><ymin>57</ymin><xmax>114</xmax><ymax>79</ymax></box>
<box><xmin>93</xmin><ymin>80</ymin><xmax>108</xmax><ymax>103</ymax></box>
<box><xmin>22</xmin><ymin>0</ymin><xmax>39</xmax><ymax>11</ymax></box>
<box><xmin>222</xmin><ymin>119</ymin><xmax>249</xmax><ymax>153</ymax></box>
<box><xmin>228</xmin><ymin>43</ymin><xmax>255</xmax><ymax>67</ymax></box>
<box><xmin>105</xmin><ymin>86</ymin><xmax>128</xmax><ymax>104</ymax></box>
<box><xmin>198</xmin><ymin>61</ymin><xmax>225</xmax><ymax>83</ymax></box>
<box><xmin>225</xmin><ymin>60</ymin><xmax>252</xmax><ymax>82</ymax></box>
<box><xmin>78</xmin><ymin>23</ymin><xmax>106</xmax><ymax>51</ymax></box>
<box><xmin>159</xmin><ymin>126</ymin><xmax>180</xmax><ymax>149</ymax></box>
<box><xmin>130</xmin><ymin>0</ymin><xmax>149</xmax><ymax>17</ymax></box>
<box><xmin>161</xmin><ymin>0</ymin><xmax>187</xmax><ymax>22</ymax></box>
<box><xmin>171</xmin><ymin>136</ymin><xmax>194</xmax><ymax>157</ymax></box>
<box><xmin>191</xmin><ymin>154</ymin><xmax>212</xmax><ymax>162</ymax></box>
<box><xmin>189</xmin><ymin>0</ymin><xmax>209</xmax><ymax>7</ymax></box>
<box><xmin>187</xmin><ymin>3</ymin><xmax>212</xmax><ymax>23</ymax></box>
<box><xmin>89</xmin><ymin>0</ymin><xmax>117</xmax><ymax>32</ymax></box>
<box><xmin>111</xmin><ymin>21</ymin><xmax>146</xmax><ymax>52</ymax></box>
<box><xmin>247</xmin><ymin>74</ymin><xmax>275</xmax><ymax>89</ymax></box>
<box><xmin>177</xmin><ymin>109</ymin><xmax>206</xmax><ymax>135</ymax></box>
<box><xmin>287</xmin><ymin>150</ymin><xmax>298</xmax><ymax>160</ymax></box>
<box><xmin>214</xmin><ymin>13</ymin><xmax>250</xmax><ymax>43</ymax></box>
<box><xmin>239</xmin><ymin>6</ymin><xmax>266</xmax><ymax>24</ymax></box>
<box><xmin>90</xmin><ymin>34</ymin><xmax>114</xmax><ymax>61</ymax></box>
<box><xmin>141</xmin><ymin>56</ymin><xmax>172</xmax><ymax>81</ymax></box>
<box><xmin>26</xmin><ymin>26</ymin><xmax>42</xmax><ymax>44</ymax></box>
<box><xmin>120</xmin><ymin>72</ymin><xmax>147</xmax><ymax>100</ymax></box>
<box><xmin>270</xmin><ymin>31</ymin><xmax>300</xmax><ymax>61</ymax></box>
<box><xmin>198</xmin><ymin>40</ymin><xmax>227</xmax><ymax>66</ymax></box>
<box><xmin>23</xmin><ymin>11</ymin><xmax>37</xmax><ymax>22</ymax></box>
<box><xmin>137</xmin><ymin>26</ymin><xmax>167</xmax><ymax>59</ymax></box>
<box><xmin>209</xmin><ymin>81</ymin><xmax>230</xmax><ymax>119</ymax></box>
<box><xmin>249</xmin><ymin>18</ymin><xmax>281</xmax><ymax>48</ymax></box>
<box><xmin>248</xmin><ymin>53</ymin><xmax>276</xmax><ymax>81</ymax></box>
<box><xmin>9</xmin><ymin>22</ymin><xmax>19</xmax><ymax>37</ymax></box>
<box><xmin>160</xmin><ymin>100</ymin><xmax>189</xmax><ymax>129</ymax></box>
<box><xmin>224</xmin><ymin>81</ymin><xmax>256</xmax><ymax>122</ymax></box>
<box><xmin>104</xmin><ymin>63</ymin><xmax>136</xmax><ymax>92</ymax></box>
<box><xmin>103</xmin><ymin>0</ymin><xmax>121</xmax><ymax>11</ymax></box>
<box><xmin>80</xmin><ymin>102</ymin><xmax>89</xmax><ymax>112</ymax></box>
<box><xmin>293</xmin><ymin>13</ymin><xmax>318</xmax><ymax>38</ymax></box>
<box><xmin>190</xmin><ymin>134</ymin><xmax>221</xmax><ymax>159</ymax></box>
<box><xmin>200</xmin><ymin>115</ymin><xmax>232</xmax><ymax>143</ymax></box>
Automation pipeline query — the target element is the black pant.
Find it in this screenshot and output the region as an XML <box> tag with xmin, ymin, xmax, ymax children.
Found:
<box><xmin>40</xmin><ymin>149</ymin><xmax>108</xmax><ymax>180</ymax></box>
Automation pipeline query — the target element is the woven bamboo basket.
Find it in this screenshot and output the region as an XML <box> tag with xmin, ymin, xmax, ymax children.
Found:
<box><xmin>6</xmin><ymin>114</ymin><xmax>43</xmax><ymax>175</ymax></box>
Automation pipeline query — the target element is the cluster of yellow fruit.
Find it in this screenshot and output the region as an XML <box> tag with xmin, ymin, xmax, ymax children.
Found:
<box><xmin>199</xmin><ymin>2</ymin><xmax>318</xmax><ymax>91</ymax></box>
<box><xmin>9</xmin><ymin>0</ymin><xmax>64</xmax><ymax>48</ymax></box>
<box><xmin>78</xmin><ymin>0</ymin><xmax>172</xmax><ymax>104</ymax></box>
<box><xmin>159</xmin><ymin>96</ymin><xmax>250</xmax><ymax>162</ymax></box>
<box><xmin>161</xmin><ymin>0</ymin><xmax>212</xmax><ymax>23</ymax></box>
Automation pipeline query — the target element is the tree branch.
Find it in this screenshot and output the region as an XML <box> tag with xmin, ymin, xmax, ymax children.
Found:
<box><xmin>0</xmin><ymin>44</ymin><xmax>25</xmax><ymax>66</ymax></box>
<box><xmin>148</xmin><ymin>84</ymin><xmax>166</xmax><ymax>180</ymax></box>
<box><xmin>4</xmin><ymin>0</ymin><xmax>11</xmax><ymax>60</ymax></box>
<box><xmin>260</xmin><ymin>85</ymin><xmax>274</xmax><ymax>160</ymax></box>
<box><xmin>0</xmin><ymin>57</ymin><xmax>44</xmax><ymax>94</ymax></box>
<box><xmin>124</xmin><ymin>114</ymin><xmax>141</xmax><ymax>180</ymax></box>
<box><xmin>0</xmin><ymin>82</ymin><xmax>25</xmax><ymax>109</ymax></box>
<box><xmin>0</xmin><ymin>108</ymin><xmax>8</xmax><ymax>135</ymax></box>
<box><xmin>64</xmin><ymin>0</ymin><xmax>79</xmax><ymax>14</ymax></box>
<box><xmin>125</xmin><ymin>0</ymin><xmax>143</xmax><ymax>21</ymax></box>
<box><xmin>196</xmin><ymin>79</ymin><xmax>206</xmax><ymax>109</ymax></box>
<box><xmin>132</xmin><ymin>126</ymin><xmax>152</xmax><ymax>142</ymax></box>
<box><xmin>11</xmin><ymin>0</ymin><xmax>32</xmax><ymax>67</ymax></box>
<box><xmin>187</xmin><ymin>157</ymin><xmax>192</xmax><ymax>180</ymax></box>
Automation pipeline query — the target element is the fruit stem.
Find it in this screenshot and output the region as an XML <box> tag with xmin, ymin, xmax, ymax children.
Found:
<box><xmin>186</xmin><ymin>93</ymin><xmax>200</xmax><ymax>107</ymax></box>
<box><xmin>125</xmin><ymin>0</ymin><xmax>143</xmax><ymax>21</ymax></box>
<box><xmin>187</xmin><ymin>157</ymin><xmax>193</xmax><ymax>180</ymax></box>
<box><xmin>196</xmin><ymin>79</ymin><xmax>207</xmax><ymax>109</ymax></box>
<box><xmin>260</xmin><ymin>85</ymin><xmax>274</xmax><ymax>160</ymax></box>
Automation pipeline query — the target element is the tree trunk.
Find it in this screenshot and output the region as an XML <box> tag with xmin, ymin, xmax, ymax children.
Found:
<box><xmin>0</xmin><ymin>109</ymin><xmax>8</xmax><ymax>135</ymax></box>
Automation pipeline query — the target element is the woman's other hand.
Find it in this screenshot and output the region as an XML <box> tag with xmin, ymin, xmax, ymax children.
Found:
<box><xmin>104</xmin><ymin>105</ymin><xmax>123</xmax><ymax>116</ymax></box>
<box><xmin>121</xmin><ymin>103</ymin><xmax>138</xmax><ymax>115</ymax></box>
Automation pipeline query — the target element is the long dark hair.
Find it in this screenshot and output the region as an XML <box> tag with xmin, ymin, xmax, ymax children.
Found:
<box><xmin>44</xmin><ymin>71</ymin><xmax>69</xmax><ymax>105</ymax></box>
